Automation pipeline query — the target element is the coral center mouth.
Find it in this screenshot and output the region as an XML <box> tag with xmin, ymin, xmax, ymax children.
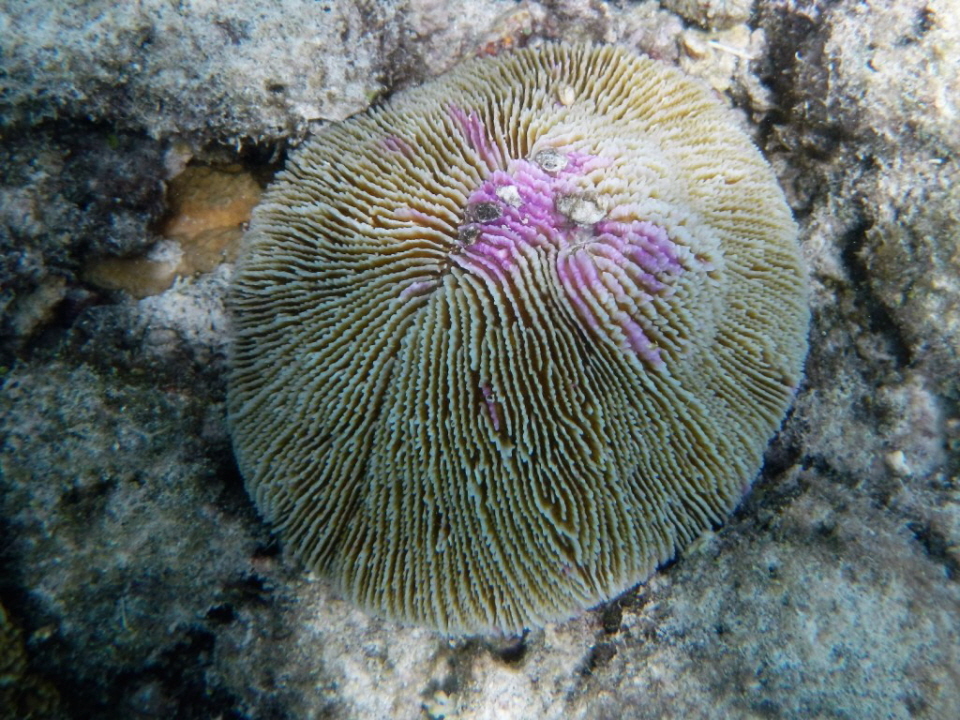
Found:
<box><xmin>452</xmin><ymin>148</ymin><xmax>688</xmax><ymax>367</ymax></box>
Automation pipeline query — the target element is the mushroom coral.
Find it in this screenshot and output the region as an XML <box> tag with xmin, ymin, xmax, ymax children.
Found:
<box><xmin>227</xmin><ymin>43</ymin><xmax>808</xmax><ymax>634</ymax></box>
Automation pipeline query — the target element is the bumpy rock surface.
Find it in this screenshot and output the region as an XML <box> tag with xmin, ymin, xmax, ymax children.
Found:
<box><xmin>0</xmin><ymin>0</ymin><xmax>404</xmax><ymax>144</ymax></box>
<box><xmin>0</xmin><ymin>130</ymin><xmax>166</xmax><ymax>361</ymax></box>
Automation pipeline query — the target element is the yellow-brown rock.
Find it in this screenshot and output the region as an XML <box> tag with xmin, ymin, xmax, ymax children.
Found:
<box><xmin>85</xmin><ymin>166</ymin><xmax>261</xmax><ymax>298</ymax></box>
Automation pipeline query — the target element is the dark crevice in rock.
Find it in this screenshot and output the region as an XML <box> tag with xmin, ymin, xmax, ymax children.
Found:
<box><xmin>52</xmin><ymin>627</ymin><xmax>253</xmax><ymax>720</ymax></box>
<box><xmin>599</xmin><ymin>599</ymin><xmax>624</xmax><ymax>635</ymax></box>
<box><xmin>755</xmin><ymin>4</ymin><xmax>831</xmax><ymax>141</ymax></box>
<box><xmin>493</xmin><ymin>633</ymin><xmax>529</xmax><ymax>665</ymax></box>
<box><xmin>205</xmin><ymin>603</ymin><xmax>237</xmax><ymax>625</ymax></box>
<box><xmin>801</xmin><ymin>454</ymin><xmax>862</xmax><ymax>491</ymax></box>
<box><xmin>212</xmin><ymin>447</ymin><xmax>259</xmax><ymax>521</ymax></box>
<box><xmin>907</xmin><ymin>520</ymin><xmax>959</xmax><ymax>582</ymax></box>
<box><xmin>579</xmin><ymin>642</ymin><xmax>618</xmax><ymax>676</ymax></box>
<box><xmin>736</xmin><ymin>436</ymin><xmax>807</xmax><ymax>521</ymax></box>
<box><xmin>838</xmin><ymin>220</ymin><xmax>912</xmax><ymax>371</ymax></box>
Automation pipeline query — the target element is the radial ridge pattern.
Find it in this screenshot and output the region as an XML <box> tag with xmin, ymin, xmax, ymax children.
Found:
<box><xmin>227</xmin><ymin>43</ymin><xmax>809</xmax><ymax>634</ymax></box>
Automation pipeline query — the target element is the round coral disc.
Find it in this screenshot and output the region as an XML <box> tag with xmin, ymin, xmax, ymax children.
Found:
<box><xmin>228</xmin><ymin>43</ymin><xmax>809</xmax><ymax>634</ymax></box>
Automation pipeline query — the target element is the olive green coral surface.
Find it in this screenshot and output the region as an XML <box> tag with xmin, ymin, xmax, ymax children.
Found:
<box><xmin>228</xmin><ymin>42</ymin><xmax>807</xmax><ymax>634</ymax></box>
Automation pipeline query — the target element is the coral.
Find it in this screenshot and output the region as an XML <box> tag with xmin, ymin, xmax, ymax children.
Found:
<box><xmin>228</xmin><ymin>43</ymin><xmax>808</xmax><ymax>634</ymax></box>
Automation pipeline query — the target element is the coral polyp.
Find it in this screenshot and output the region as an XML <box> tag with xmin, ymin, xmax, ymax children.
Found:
<box><xmin>228</xmin><ymin>43</ymin><xmax>808</xmax><ymax>634</ymax></box>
